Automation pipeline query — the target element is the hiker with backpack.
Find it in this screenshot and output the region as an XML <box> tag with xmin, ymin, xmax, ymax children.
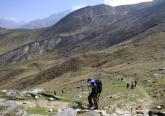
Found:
<box><xmin>87</xmin><ymin>79</ymin><xmax>102</xmax><ymax>110</ymax></box>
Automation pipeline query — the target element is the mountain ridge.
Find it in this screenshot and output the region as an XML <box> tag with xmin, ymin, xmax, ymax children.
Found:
<box><xmin>0</xmin><ymin>1</ymin><xmax>164</xmax><ymax>66</ymax></box>
<box><xmin>21</xmin><ymin>10</ymin><xmax>71</xmax><ymax>29</ymax></box>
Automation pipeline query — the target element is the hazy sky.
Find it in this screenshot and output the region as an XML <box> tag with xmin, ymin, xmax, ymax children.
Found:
<box><xmin>0</xmin><ymin>0</ymin><xmax>152</xmax><ymax>22</ymax></box>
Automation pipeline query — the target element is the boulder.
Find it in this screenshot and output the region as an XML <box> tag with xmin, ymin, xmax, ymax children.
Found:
<box><xmin>156</xmin><ymin>106</ymin><xmax>162</xmax><ymax>110</ymax></box>
<box><xmin>49</xmin><ymin>97</ymin><xmax>54</xmax><ymax>101</ymax></box>
<box><xmin>49</xmin><ymin>109</ymin><xmax>53</xmax><ymax>112</ymax></box>
<box><xmin>35</xmin><ymin>96</ymin><xmax>39</xmax><ymax>99</ymax></box>
<box><xmin>16</xmin><ymin>110</ymin><xmax>27</xmax><ymax>116</ymax></box>
<box><xmin>27</xmin><ymin>89</ymin><xmax>45</xmax><ymax>95</ymax></box>
<box><xmin>1</xmin><ymin>90</ymin><xmax>16</xmax><ymax>96</ymax></box>
<box><xmin>56</xmin><ymin>108</ymin><xmax>77</xmax><ymax>116</ymax></box>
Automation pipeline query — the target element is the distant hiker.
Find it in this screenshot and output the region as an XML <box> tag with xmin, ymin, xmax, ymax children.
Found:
<box><xmin>134</xmin><ymin>80</ymin><xmax>137</xmax><ymax>87</ymax></box>
<box><xmin>61</xmin><ymin>89</ymin><xmax>64</xmax><ymax>94</ymax></box>
<box><xmin>81</xmin><ymin>85</ymin><xmax>84</xmax><ymax>92</ymax></box>
<box><xmin>127</xmin><ymin>83</ymin><xmax>129</xmax><ymax>89</ymax></box>
<box><xmin>54</xmin><ymin>90</ymin><xmax>56</xmax><ymax>95</ymax></box>
<box><xmin>130</xmin><ymin>82</ymin><xmax>134</xmax><ymax>90</ymax></box>
<box><xmin>121</xmin><ymin>77</ymin><xmax>124</xmax><ymax>82</ymax></box>
<box><xmin>87</xmin><ymin>79</ymin><xmax>102</xmax><ymax>110</ymax></box>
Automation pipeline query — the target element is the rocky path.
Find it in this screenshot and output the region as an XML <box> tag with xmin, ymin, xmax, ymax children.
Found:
<box><xmin>136</xmin><ymin>86</ymin><xmax>152</xmax><ymax>116</ymax></box>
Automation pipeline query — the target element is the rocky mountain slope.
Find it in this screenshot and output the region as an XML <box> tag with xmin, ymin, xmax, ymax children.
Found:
<box><xmin>0</xmin><ymin>1</ymin><xmax>164</xmax><ymax>66</ymax></box>
<box><xmin>0</xmin><ymin>1</ymin><xmax>165</xmax><ymax>115</ymax></box>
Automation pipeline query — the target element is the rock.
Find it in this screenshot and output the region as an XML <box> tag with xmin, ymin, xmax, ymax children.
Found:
<box><xmin>35</xmin><ymin>96</ymin><xmax>39</xmax><ymax>99</ymax></box>
<box><xmin>127</xmin><ymin>93</ymin><xmax>137</xmax><ymax>97</ymax></box>
<box><xmin>114</xmin><ymin>108</ymin><xmax>132</xmax><ymax>116</ymax></box>
<box><xmin>110</xmin><ymin>113</ymin><xmax>118</xmax><ymax>116</ymax></box>
<box><xmin>105</xmin><ymin>96</ymin><xmax>113</xmax><ymax>100</ymax></box>
<box><xmin>0</xmin><ymin>100</ymin><xmax>17</xmax><ymax>111</ymax></box>
<box><xmin>85</xmin><ymin>111</ymin><xmax>101</xmax><ymax>116</ymax></box>
<box><xmin>49</xmin><ymin>97</ymin><xmax>54</xmax><ymax>101</ymax></box>
<box><xmin>99</xmin><ymin>110</ymin><xmax>107</xmax><ymax>116</ymax></box>
<box><xmin>104</xmin><ymin>106</ymin><xmax>111</xmax><ymax>110</ymax></box>
<box><xmin>49</xmin><ymin>109</ymin><xmax>53</xmax><ymax>112</ymax></box>
<box><xmin>41</xmin><ymin>93</ymin><xmax>61</xmax><ymax>100</ymax></box>
<box><xmin>56</xmin><ymin>108</ymin><xmax>77</xmax><ymax>116</ymax></box>
<box><xmin>78</xmin><ymin>95</ymin><xmax>82</xmax><ymax>98</ymax></box>
<box><xmin>27</xmin><ymin>89</ymin><xmax>45</xmax><ymax>95</ymax></box>
<box><xmin>1</xmin><ymin>90</ymin><xmax>17</xmax><ymax>96</ymax></box>
<box><xmin>156</xmin><ymin>106</ymin><xmax>162</xmax><ymax>110</ymax></box>
<box><xmin>30</xmin><ymin>114</ymin><xmax>48</xmax><ymax>116</ymax></box>
<box><xmin>58</xmin><ymin>109</ymin><xmax>62</xmax><ymax>112</ymax></box>
<box><xmin>153</xmin><ymin>73</ymin><xmax>161</xmax><ymax>77</ymax></box>
<box><xmin>1</xmin><ymin>90</ymin><xmax>7</xmax><ymax>93</ymax></box>
<box><xmin>136</xmin><ymin>110</ymin><xmax>144</xmax><ymax>114</ymax></box>
<box><xmin>16</xmin><ymin>110</ymin><xmax>27</xmax><ymax>116</ymax></box>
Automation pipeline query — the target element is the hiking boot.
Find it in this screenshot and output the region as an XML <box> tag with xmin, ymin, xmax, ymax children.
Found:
<box><xmin>93</xmin><ymin>107</ymin><xmax>98</xmax><ymax>110</ymax></box>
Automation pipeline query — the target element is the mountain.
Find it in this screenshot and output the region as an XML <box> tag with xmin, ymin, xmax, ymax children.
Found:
<box><xmin>50</xmin><ymin>3</ymin><xmax>153</xmax><ymax>34</ymax></box>
<box><xmin>0</xmin><ymin>1</ymin><xmax>165</xmax><ymax>114</ymax></box>
<box><xmin>0</xmin><ymin>18</ymin><xmax>26</xmax><ymax>29</ymax></box>
<box><xmin>21</xmin><ymin>10</ymin><xmax>71</xmax><ymax>29</ymax></box>
<box><xmin>1</xmin><ymin>1</ymin><xmax>164</xmax><ymax>65</ymax></box>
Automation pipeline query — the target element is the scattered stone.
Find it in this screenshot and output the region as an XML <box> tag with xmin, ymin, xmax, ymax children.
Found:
<box><xmin>136</xmin><ymin>106</ymin><xmax>142</xmax><ymax>110</ymax></box>
<box><xmin>73</xmin><ymin>101</ymin><xmax>82</xmax><ymax>109</ymax></box>
<box><xmin>1</xmin><ymin>90</ymin><xmax>7</xmax><ymax>93</ymax></box>
<box><xmin>49</xmin><ymin>108</ymin><xmax>53</xmax><ymax>112</ymax></box>
<box><xmin>84</xmin><ymin>111</ymin><xmax>101</xmax><ymax>116</ymax></box>
<box><xmin>113</xmin><ymin>108</ymin><xmax>132</xmax><ymax>116</ymax></box>
<box><xmin>156</xmin><ymin>106</ymin><xmax>162</xmax><ymax>110</ymax></box>
<box><xmin>16</xmin><ymin>110</ymin><xmax>27</xmax><ymax>116</ymax></box>
<box><xmin>27</xmin><ymin>89</ymin><xmax>45</xmax><ymax>95</ymax></box>
<box><xmin>136</xmin><ymin>110</ymin><xmax>144</xmax><ymax>114</ymax></box>
<box><xmin>49</xmin><ymin>97</ymin><xmax>54</xmax><ymax>101</ymax></box>
<box><xmin>153</xmin><ymin>73</ymin><xmax>161</xmax><ymax>77</ymax></box>
<box><xmin>41</xmin><ymin>93</ymin><xmax>60</xmax><ymax>100</ymax></box>
<box><xmin>99</xmin><ymin>110</ymin><xmax>107</xmax><ymax>116</ymax></box>
<box><xmin>35</xmin><ymin>96</ymin><xmax>39</xmax><ymax>99</ymax></box>
<box><xmin>56</xmin><ymin>108</ymin><xmax>77</xmax><ymax>116</ymax></box>
<box><xmin>105</xmin><ymin>96</ymin><xmax>113</xmax><ymax>100</ymax></box>
<box><xmin>104</xmin><ymin>106</ymin><xmax>111</xmax><ymax>110</ymax></box>
<box><xmin>78</xmin><ymin>95</ymin><xmax>82</xmax><ymax>98</ymax></box>
<box><xmin>0</xmin><ymin>99</ymin><xmax>17</xmax><ymax>111</ymax></box>
<box><xmin>1</xmin><ymin>90</ymin><xmax>16</xmax><ymax>96</ymax></box>
<box><xmin>148</xmin><ymin>80</ymin><xmax>152</xmax><ymax>83</ymax></box>
<box><xmin>127</xmin><ymin>93</ymin><xmax>137</xmax><ymax>97</ymax></box>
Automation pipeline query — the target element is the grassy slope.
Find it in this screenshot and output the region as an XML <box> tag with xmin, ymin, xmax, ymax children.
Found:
<box><xmin>0</xmin><ymin>28</ymin><xmax>43</xmax><ymax>55</ymax></box>
<box><xmin>39</xmin><ymin>28</ymin><xmax>165</xmax><ymax>111</ymax></box>
<box><xmin>0</xmin><ymin>24</ymin><xmax>164</xmax><ymax>113</ymax></box>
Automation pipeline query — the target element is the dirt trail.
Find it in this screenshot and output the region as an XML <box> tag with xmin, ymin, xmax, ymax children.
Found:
<box><xmin>117</xmin><ymin>79</ymin><xmax>153</xmax><ymax>116</ymax></box>
<box><xmin>15</xmin><ymin>99</ymin><xmax>69</xmax><ymax>111</ymax></box>
<box><xmin>136</xmin><ymin>86</ymin><xmax>152</xmax><ymax>116</ymax></box>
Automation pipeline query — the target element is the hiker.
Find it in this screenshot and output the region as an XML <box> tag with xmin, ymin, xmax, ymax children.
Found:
<box><xmin>54</xmin><ymin>90</ymin><xmax>56</xmax><ymax>95</ymax></box>
<box><xmin>127</xmin><ymin>83</ymin><xmax>129</xmax><ymax>89</ymax></box>
<box><xmin>134</xmin><ymin>80</ymin><xmax>137</xmax><ymax>87</ymax></box>
<box><xmin>87</xmin><ymin>79</ymin><xmax>102</xmax><ymax>110</ymax></box>
<box><xmin>130</xmin><ymin>81</ymin><xmax>134</xmax><ymax>90</ymax></box>
<box><xmin>61</xmin><ymin>89</ymin><xmax>64</xmax><ymax>94</ymax></box>
<box><xmin>121</xmin><ymin>77</ymin><xmax>124</xmax><ymax>82</ymax></box>
<box><xmin>81</xmin><ymin>85</ymin><xmax>84</xmax><ymax>92</ymax></box>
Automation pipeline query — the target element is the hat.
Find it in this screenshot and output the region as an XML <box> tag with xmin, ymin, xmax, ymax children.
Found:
<box><xmin>87</xmin><ymin>78</ymin><xmax>92</xmax><ymax>83</ymax></box>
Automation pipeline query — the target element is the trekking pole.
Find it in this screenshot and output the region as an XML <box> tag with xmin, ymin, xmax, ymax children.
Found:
<box><xmin>87</xmin><ymin>84</ymin><xmax>90</xmax><ymax>93</ymax></box>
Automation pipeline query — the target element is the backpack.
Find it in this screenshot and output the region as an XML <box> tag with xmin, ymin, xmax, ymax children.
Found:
<box><xmin>95</xmin><ymin>80</ymin><xmax>102</xmax><ymax>94</ymax></box>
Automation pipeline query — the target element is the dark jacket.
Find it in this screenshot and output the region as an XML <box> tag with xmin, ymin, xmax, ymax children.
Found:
<box><xmin>90</xmin><ymin>82</ymin><xmax>98</xmax><ymax>97</ymax></box>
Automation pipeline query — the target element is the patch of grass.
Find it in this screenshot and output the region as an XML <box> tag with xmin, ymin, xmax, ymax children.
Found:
<box><xmin>26</xmin><ymin>106</ymin><xmax>57</xmax><ymax>115</ymax></box>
